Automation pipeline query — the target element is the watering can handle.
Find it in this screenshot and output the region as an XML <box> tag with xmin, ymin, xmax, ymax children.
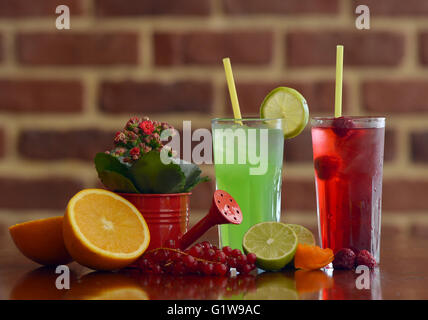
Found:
<box><xmin>178</xmin><ymin>190</ymin><xmax>243</xmax><ymax>250</ymax></box>
<box><xmin>178</xmin><ymin>213</ymin><xmax>216</xmax><ymax>250</ymax></box>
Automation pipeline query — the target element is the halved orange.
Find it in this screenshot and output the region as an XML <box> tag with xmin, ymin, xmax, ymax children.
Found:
<box><xmin>9</xmin><ymin>216</ymin><xmax>73</xmax><ymax>266</ymax></box>
<box><xmin>63</xmin><ymin>189</ymin><xmax>150</xmax><ymax>271</ymax></box>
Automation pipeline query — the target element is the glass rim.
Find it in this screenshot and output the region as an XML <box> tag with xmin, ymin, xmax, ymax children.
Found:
<box><xmin>311</xmin><ymin>116</ymin><xmax>385</xmax><ymax>128</ymax></box>
<box><xmin>211</xmin><ymin>117</ymin><xmax>283</xmax><ymax>122</ymax></box>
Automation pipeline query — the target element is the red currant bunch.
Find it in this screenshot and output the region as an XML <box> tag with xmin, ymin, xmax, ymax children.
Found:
<box><xmin>130</xmin><ymin>240</ymin><xmax>257</xmax><ymax>276</ymax></box>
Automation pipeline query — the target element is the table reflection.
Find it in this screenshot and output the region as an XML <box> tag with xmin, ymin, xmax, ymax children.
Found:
<box><xmin>9</xmin><ymin>266</ymin><xmax>382</xmax><ymax>300</ymax></box>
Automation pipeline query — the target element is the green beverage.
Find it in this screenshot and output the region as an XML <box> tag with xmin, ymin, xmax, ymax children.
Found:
<box><xmin>212</xmin><ymin>119</ymin><xmax>284</xmax><ymax>250</ymax></box>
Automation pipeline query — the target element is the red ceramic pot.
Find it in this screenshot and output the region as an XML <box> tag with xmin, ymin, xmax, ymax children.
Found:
<box><xmin>117</xmin><ymin>193</ymin><xmax>191</xmax><ymax>251</ymax></box>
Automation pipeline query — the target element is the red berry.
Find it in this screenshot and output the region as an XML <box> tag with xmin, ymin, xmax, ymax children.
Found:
<box><xmin>332</xmin><ymin>116</ymin><xmax>354</xmax><ymax>137</ymax></box>
<box><xmin>228</xmin><ymin>257</ymin><xmax>237</xmax><ymax>268</ymax></box>
<box><xmin>202</xmin><ymin>263</ymin><xmax>214</xmax><ymax>275</ymax></box>
<box><xmin>232</xmin><ymin>249</ymin><xmax>241</xmax><ymax>257</ymax></box>
<box><xmin>214</xmin><ymin>251</ymin><xmax>227</xmax><ymax>263</ymax></box>
<box><xmin>200</xmin><ymin>241</ymin><xmax>212</xmax><ymax>249</ymax></box>
<box><xmin>222</xmin><ymin>246</ymin><xmax>233</xmax><ymax>256</ymax></box>
<box><xmin>333</xmin><ymin>248</ymin><xmax>356</xmax><ymax>270</ymax></box>
<box><xmin>355</xmin><ymin>250</ymin><xmax>376</xmax><ymax>269</ymax></box>
<box><xmin>314</xmin><ymin>155</ymin><xmax>341</xmax><ymax>180</ymax></box>
<box><xmin>237</xmin><ymin>254</ymin><xmax>247</xmax><ymax>266</ymax></box>
<box><xmin>240</xmin><ymin>264</ymin><xmax>253</xmax><ymax>274</ymax></box>
<box><xmin>205</xmin><ymin>248</ymin><xmax>216</xmax><ymax>260</ymax></box>
<box><xmin>246</xmin><ymin>253</ymin><xmax>257</xmax><ymax>264</ymax></box>
<box><xmin>183</xmin><ymin>255</ymin><xmax>196</xmax><ymax>267</ymax></box>
<box><xmin>189</xmin><ymin>245</ymin><xmax>203</xmax><ymax>257</ymax></box>
<box><xmin>214</xmin><ymin>264</ymin><xmax>228</xmax><ymax>276</ymax></box>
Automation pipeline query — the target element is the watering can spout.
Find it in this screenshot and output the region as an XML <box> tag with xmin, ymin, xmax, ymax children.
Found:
<box><xmin>178</xmin><ymin>190</ymin><xmax>243</xmax><ymax>250</ymax></box>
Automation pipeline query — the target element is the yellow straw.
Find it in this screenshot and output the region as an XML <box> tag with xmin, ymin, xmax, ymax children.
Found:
<box><xmin>334</xmin><ymin>45</ymin><xmax>344</xmax><ymax>118</ymax></box>
<box><xmin>222</xmin><ymin>57</ymin><xmax>243</xmax><ymax>125</ymax></box>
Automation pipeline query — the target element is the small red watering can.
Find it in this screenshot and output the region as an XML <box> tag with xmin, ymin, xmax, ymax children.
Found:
<box><xmin>118</xmin><ymin>190</ymin><xmax>242</xmax><ymax>250</ymax></box>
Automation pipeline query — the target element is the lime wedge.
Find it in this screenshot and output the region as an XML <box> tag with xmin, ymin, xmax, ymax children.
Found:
<box><xmin>260</xmin><ymin>87</ymin><xmax>309</xmax><ymax>139</ymax></box>
<box><xmin>242</xmin><ymin>222</ymin><xmax>298</xmax><ymax>271</ymax></box>
<box><xmin>285</xmin><ymin>224</ymin><xmax>316</xmax><ymax>246</ymax></box>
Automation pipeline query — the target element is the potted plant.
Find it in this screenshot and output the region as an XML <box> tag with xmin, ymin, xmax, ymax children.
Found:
<box><xmin>94</xmin><ymin>116</ymin><xmax>209</xmax><ymax>250</ymax></box>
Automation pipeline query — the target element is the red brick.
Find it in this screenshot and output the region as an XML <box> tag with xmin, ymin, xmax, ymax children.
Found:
<box><xmin>286</xmin><ymin>31</ymin><xmax>404</xmax><ymax>67</ymax></box>
<box><xmin>0</xmin><ymin>0</ymin><xmax>84</xmax><ymax>17</ymax></box>
<box><xmin>354</xmin><ymin>0</ymin><xmax>428</xmax><ymax>16</ymax></box>
<box><xmin>16</xmin><ymin>32</ymin><xmax>138</xmax><ymax>66</ymax></box>
<box><xmin>410</xmin><ymin>224</ymin><xmax>428</xmax><ymax>238</ymax></box>
<box><xmin>18</xmin><ymin>129</ymin><xmax>114</xmax><ymax>161</ymax></box>
<box><xmin>383</xmin><ymin>180</ymin><xmax>428</xmax><ymax>211</ymax></box>
<box><xmin>282</xmin><ymin>179</ymin><xmax>316</xmax><ymax>211</ymax></box>
<box><xmin>95</xmin><ymin>0</ymin><xmax>210</xmax><ymax>16</ymax></box>
<box><xmin>384</xmin><ymin>129</ymin><xmax>396</xmax><ymax>162</ymax></box>
<box><xmin>418</xmin><ymin>33</ymin><xmax>428</xmax><ymax>65</ymax></box>
<box><xmin>0</xmin><ymin>79</ymin><xmax>82</xmax><ymax>113</ymax></box>
<box><xmin>0</xmin><ymin>34</ymin><xmax>3</xmax><ymax>63</ymax></box>
<box><xmin>0</xmin><ymin>177</ymin><xmax>83</xmax><ymax>210</ymax></box>
<box><xmin>0</xmin><ymin>129</ymin><xmax>4</xmax><ymax>158</ymax></box>
<box><xmin>223</xmin><ymin>0</ymin><xmax>338</xmax><ymax>15</ymax></box>
<box><xmin>362</xmin><ymin>80</ymin><xmax>428</xmax><ymax>113</ymax></box>
<box><xmin>285</xmin><ymin>129</ymin><xmax>313</xmax><ymax>163</ymax></box>
<box><xmin>100</xmin><ymin>80</ymin><xmax>213</xmax><ymax>114</ymax></box>
<box><xmin>225</xmin><ymin>80</ymin><xmax>347</xmax><ymax>115</ymax></box>
<box><xmin>411</xmin><ymin>131</ymin><xmax>428</xmax><ymax>163</ymax></box>
<box><xmin>154</xmin><ymin>31</ymin><xmax>273</xmax><ymax>66</ymax></box>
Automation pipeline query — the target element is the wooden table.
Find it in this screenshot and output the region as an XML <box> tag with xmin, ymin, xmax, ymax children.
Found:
<box><xmin>1</xmin><ymin>227</ymin><xmax>427</xmax><ymax>300</ymax></box>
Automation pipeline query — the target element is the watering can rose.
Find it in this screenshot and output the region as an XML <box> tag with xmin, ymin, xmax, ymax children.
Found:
<box><xmin>95</xmin><ymin>116</ymin><xmax>209</xmax><ymax>194</ymax></box>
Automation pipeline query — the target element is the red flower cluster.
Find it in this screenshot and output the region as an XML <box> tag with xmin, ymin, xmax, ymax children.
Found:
<box><xmin>106</xmin><ymin>116</ymin><xmax>175</xmax><ymax>163</ymax></box>
<box><xmin>139</xmin><ymin>121</ymin><xmax>155</xmax><ymax>135</ymax></box>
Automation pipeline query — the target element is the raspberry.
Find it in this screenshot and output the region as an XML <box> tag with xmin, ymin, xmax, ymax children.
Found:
<box><xmin>314</xmin><ymin>155</ymin><xmax>341</xmax><ymax>180</ymax></box>
<box><xmin>332</xmin><ymin>248</ymin><xmax>356</xmax><ymax>270</ymax></box>
<box><xmin>332</xmin><ymin>116</ymin><xmax>354</xmax><ymax>137</ymax></box>
<box><xmin>355</xmin><ymin>250</ymin><xmax>376</xmax><ymax>269</ymax></box>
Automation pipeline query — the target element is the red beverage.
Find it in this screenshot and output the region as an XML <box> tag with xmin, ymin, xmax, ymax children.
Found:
<box><xmin>311</xmin><ymin>117</ymin><xmax>385</xmax><ymax>263</ymax></box>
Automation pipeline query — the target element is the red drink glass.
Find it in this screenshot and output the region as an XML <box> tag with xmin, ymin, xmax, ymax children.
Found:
<box><xmin>311</xmin><ymin>117</ymin><xmax>385</xmax><ymax>263</ymax></box>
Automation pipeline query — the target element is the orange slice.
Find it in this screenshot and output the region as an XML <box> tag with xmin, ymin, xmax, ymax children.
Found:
<box><xmin>63</xmin><ymin>189</ymin><xmax>150</xmax><ymax>271</ymax></box>
<box><xmin>9</xmin><ymin>216</ymin><xmax>73</xmax><ymax>266</ymax></box>
<box><xmin>294</xmin><ymin>244</ymin><xmax>334</xmax><ymax>270</ymax></box>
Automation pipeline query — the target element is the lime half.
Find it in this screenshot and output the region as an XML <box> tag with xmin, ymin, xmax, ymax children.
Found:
<box><xmin>285</xmin><ymin>224</ymin><xmax>316</xmax><ymax>246</ymax></box>
<box><xmin>242</xmin><ymin>222</ymin><xmax>298</xmax><ymax>271</ymax></box>
<box><xmin>260</xmin><ymin>87</ymin><xmax>309</xmax><ymax>139</ymax></box>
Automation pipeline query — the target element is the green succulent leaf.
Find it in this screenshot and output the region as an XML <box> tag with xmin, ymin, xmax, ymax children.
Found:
<box><xmin>98</xmin><ymin>170</ymin><xmax>139</xmax><ymax>193</ymax></box>
<box><xmin>172</xmin><ymin>158</ymin><xmax>210</xmax><ymax>192</ymax></box>
<box><xmin>94</xmin><ymin>152</ymin><xmax>140</xmax><ymax>192</ymax></box>
<box><xmin>130</xmin><ymin>151</ymin><xmax>185</xmax><ymax>194</ymax></box>
<box><xmin>94</xmin><ymin>152</ymin><xmax>131</xmax><ymax>177</ymax></box>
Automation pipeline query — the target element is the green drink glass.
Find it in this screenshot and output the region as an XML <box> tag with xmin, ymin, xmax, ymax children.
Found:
<box><xmin>212</xmin><ymin>118</ymin><xmax>285</xmax><ymax>250</ymax></box>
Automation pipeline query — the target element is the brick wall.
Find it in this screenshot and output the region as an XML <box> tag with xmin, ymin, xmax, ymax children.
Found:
<box><xmin>0</xmin><ymin>0</ymin><xmax>427</xmax><ymax>238</ymax></box>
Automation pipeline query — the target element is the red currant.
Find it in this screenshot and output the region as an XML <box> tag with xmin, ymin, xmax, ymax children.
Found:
<box><xmin>246</xmin><ymin>253</ymin><xmax>257</xmax><ymax>264</ymax></box>
<box><xmin>232</xmin><ymin>249</ymin><xmax>241</xmax><ymax>257</ymax></box>
<box><xmin>214</xmin><ymin>263</ymin><xmax>228</xmax><ymax>276</ymax></box>
<box><xmin>222</xmin><ymin>246</ymin><xmax>233</xmax><ymax>256</ymax></box>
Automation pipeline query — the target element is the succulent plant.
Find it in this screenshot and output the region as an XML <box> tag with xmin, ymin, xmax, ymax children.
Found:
<box><xmin>95</xmin><ymin>117</ymin><xmax>209</xmax><ymax>194</ymax></box>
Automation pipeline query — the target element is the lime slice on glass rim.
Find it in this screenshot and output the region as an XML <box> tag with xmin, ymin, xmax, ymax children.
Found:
<box><xmin>242</xmin><ymin>222</ymin><xmax>298</xmax><ymax>271</ymax></box>
<box><xmin>285</xmin><ymin>224</ymin><xmax>316</xmax><ymax>246</ymax></box>
<box><xmin>260</xmin><ymin>87</ymin><xmax>309</xmax><ymax>139</ymax></box>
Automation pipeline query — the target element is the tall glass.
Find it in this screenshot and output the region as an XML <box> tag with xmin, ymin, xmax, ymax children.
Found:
<box><xmin>212</xmin><ymin>118</ymin><xmax>284</xmax><ymax>250</ymax></box>
<box><xmin>311</xmin><ymin>117</ymin><xmax>385</xmax><ymax>263</ymax></box>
